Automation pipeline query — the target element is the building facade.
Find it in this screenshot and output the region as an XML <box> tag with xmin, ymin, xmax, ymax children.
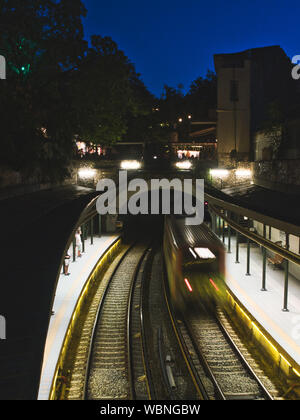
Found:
<box><xmin>214</xmin><ymin>46</ymin><xmax>295</xmax><ymax>168</ymax></box>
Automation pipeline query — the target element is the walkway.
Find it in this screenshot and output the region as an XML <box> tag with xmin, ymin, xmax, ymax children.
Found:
<box><xmin>38</xmin><ymin>234</ymin><xmax>119</xmax><ymax>400</ymax></box>
<box><xmin>225</xmin><ymin>236</ymin><xmax>300</xmax><ymax>366</ymax></box>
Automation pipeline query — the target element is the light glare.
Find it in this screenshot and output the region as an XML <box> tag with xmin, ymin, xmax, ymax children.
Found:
<box><xmin>176</xmin><ymin>161</ymin><xmax>192</xmax><ymax>170</ymax></box>
<box><xmin>78</xmin><ymin>168</ymin><xmax>96</xmax><ymax>179</ymax></box>
<box><xmin>120</xmin><ymin>160</ymin><xmax>141</xmax><ymax>170</ymax></box>
<box><xmin>194</xmin><ymin>248</ymin><xmax>216</xmax><ymax>259</ymax></box>
<box><xmin>210</xmin><ymin>169</ymin><xmax>229</xmax><ymax>178</ymax></box>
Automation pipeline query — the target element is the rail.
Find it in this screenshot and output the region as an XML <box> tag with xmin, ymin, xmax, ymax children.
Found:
<box><xmin>205</xmin><ymin>190</ymin><xmax>300</xmax><ymax>237</ymax></box>
<box><xmin>208</xmin><ymin>203</ymin><xmax>300</xmax><ymax>266</ymax></box>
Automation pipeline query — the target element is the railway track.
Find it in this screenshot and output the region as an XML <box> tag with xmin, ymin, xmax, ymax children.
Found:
<box><xmin>83</xmin><ymin>242</ymin><xmax>154</xmax><ymax>400</ymax></box>
<box><xmin>164</xmin><ymin>278</ymin><xmax>274</xmax><ymax>400</ymax></box>
<box><xmin>184</xmin><ymin>308</ymin><xmax>274</xmax><ymax>400</ymax></box>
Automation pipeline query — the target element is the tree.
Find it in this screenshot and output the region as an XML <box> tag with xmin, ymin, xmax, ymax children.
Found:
<box><xmin>0</xmin><ymin>2</ymin><xmax>151</xmax><ymax>181</ymax></box>
<box><xmin>71</xmin><ymin>35</ymin><xmax>144</xmax><ymax>146</ymax></box>
<box><xmin>0</xmin><ymin>0</ymin><xmax>87</xmax><ymax>181</ymax></box>
<box><xmin>186</xmin><ymin>70</ymin><xmax>217</xmax><ymax>120</ymax></box>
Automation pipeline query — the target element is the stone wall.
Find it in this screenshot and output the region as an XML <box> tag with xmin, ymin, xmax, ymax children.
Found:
<box><xmin>0</xmin><ymin>164</ymin><xmax>78</xmax><ymax>200</ymax></box>
<box><xmin>253</xmin><ymin>160</ymin><xmax>300</xmax><ymax>194</ymax></box>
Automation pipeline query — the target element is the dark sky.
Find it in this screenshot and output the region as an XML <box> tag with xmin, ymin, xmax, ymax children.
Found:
<box><xmin>82</xmin><ymin>0</ymin><xmax>300</xmax><ymax>97</ymax></box>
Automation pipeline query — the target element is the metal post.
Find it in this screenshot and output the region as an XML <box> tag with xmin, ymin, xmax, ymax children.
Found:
<box><xmin>261</xmin><ymin>248</ymin><xmax>267</xmax><ymax>291</ymax></box>
<box><xmin>73</xmin><ymin>238</ymin><xmax>76</xmax><ymax>262</ymax></box>
<box><xmin>222</xmin><ymin>219</ymin><xmax>225</xmax><ymax>243</ymax></box>
<box><xmin>90</xmin><ymin>218</ymin><xmax>94</xmax><ymax>245</ymax></box>
<box><xmin>246</xmin><ymin>237</ymin><xmax>251</xmax><ymax>275</ymax></box>
<box><xmin>82</xmin><ymin>225</ymin><xmax>85</xmax><ymax>253</ymax></box>
<box><xmin>282</xmin><ymin>260</ymin><xmax>289</xmax><ymax>312</ymax></box>
<box><xmin>228</xmin><ymin>225</ymin><xmax>231</xmax><ymax>253</ymax></box>
<box><xmin>235</xmin><ymin>231</ymin><xmax>240</xmax><ymax>263</ymax></box>
<box><xmin>282</xmin><ymin>233</ymin><xmax>290</xmax><ymax>312</ymax></box>
<box><xmin>261</xmin><ymin>224</ymin><xmax>267</xmax><ymax>291</ymax></box>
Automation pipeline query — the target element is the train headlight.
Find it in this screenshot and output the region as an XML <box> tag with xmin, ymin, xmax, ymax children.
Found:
<box><xmin>194</xmin><ymin>248</ymin><xmax>216</xmax><ymax>259</ymax></box>
<box><xmin>175</xmin><ymin>161</ymin><xmax>192</xmax><ymax>170</ymax></box>
<box><xmin>120</xmin><ymin>160</ymin><xmax>142</xmax><ymax>170</ymax></box>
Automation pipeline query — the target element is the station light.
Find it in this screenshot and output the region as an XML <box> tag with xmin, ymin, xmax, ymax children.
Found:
<box><xmin>120</xmin><ymin>160</ymin><xmax>141</xmax><ymax>170</ymax></box>
<box><xmin>176</xmin><ymin>161</ymin><xmax>192</xmax><ymax>170</ymax></box>
<box><xmin>210</xmin><ymin>169</ymin><xmax>229</xmax><ymax>178</ymax></box>
<box><xmin>78</xmin><ymin>168</ymin><xmax>96</xmax><ymax>179</ymax></box>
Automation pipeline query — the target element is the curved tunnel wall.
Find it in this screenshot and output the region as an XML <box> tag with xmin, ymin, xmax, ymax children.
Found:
<box><xmin>0</xmin><ymin>188</ymin><xmax>99</xmax><ymax>400</ymax></box>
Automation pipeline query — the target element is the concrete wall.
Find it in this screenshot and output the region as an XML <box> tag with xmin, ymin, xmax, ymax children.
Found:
<box><xmin>215</xmin><ymin>59</ymin><xmax>251</xmax><ymax>167</ymax></box>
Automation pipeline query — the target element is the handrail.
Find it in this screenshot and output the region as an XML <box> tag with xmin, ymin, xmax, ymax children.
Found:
<box><xmin>205</xmin><ymin>191</ymin><xmax>300</xmax><ymax>237</ymax></box>
<box><xmin>210</xmin><ymin>204</ymin><xmax>300</xmax><ymax>266</ymax></box>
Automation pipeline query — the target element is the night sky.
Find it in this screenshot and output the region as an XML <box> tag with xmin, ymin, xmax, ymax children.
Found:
<box><xmin>82</xmin><ymin>0</ymin><xmax>300</xmax><ymax>97</ymax></box>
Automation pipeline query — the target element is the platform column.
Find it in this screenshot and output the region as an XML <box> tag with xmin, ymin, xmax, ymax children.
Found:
<box><xmin>246</xmin><ymin>237</ymin><xmax>251</xmax><ymax>276</ymax></box>
<box><xmin>282</xmin><ymin>233</ymin><xmax>290</xmax><ymax>312</ymax></box>
<box><xmin>222</xmin><ymin>219</ymin><xmax>225</xmax><ymax>243</ymax></box>
<box><xmin>72</xmin><ymin>237</ymin><xmax>76</xmax><ymax>262</ymax></box>
<box><xmin>235</xmin><ymin>231</ymin><xmax>240</xmax><ymax>263</ymax></box>
<box><xmin>217</xmin><ymin>216</ymin><xmax>221</xmax><ymax>237</ymax></box>
<box><xmin>227</xmin><ymin>224</ymin><xmax>231</xmax><ymax>253</ymax></box>
<box><xmin>82</xmin><ymin>225</ymin><xmax>85</xmax><ymax>253</ymax></box>
<box><xmin>261</xmin><ymin>224</ymin><xmax>267</xmax><ymax>291</ymax></box>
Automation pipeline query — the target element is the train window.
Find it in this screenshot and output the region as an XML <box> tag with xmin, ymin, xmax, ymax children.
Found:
<box><xmin>194</xmin><ymin>248</ymin><xmax>216</xmax><ymax>259</ymax></box>
<box><xmin>189</xmin><ymin>248</ymin><xmax>197</xmax><ymax>259</ymax></box>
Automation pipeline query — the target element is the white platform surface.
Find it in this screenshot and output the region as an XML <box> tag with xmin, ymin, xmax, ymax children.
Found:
<box><xmin>225</xmin><ymin>236</ymin><xmax>300</xmax><ymax>365</ymax></box>
<box><xmin>38</xmin><ymin>234</ymin><xmax>119</xmax><ymax>400</ymax></box>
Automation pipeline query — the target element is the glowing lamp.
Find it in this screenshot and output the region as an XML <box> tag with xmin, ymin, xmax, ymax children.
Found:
<box><xmin>176</xmin><ymin>161</ymin><xmax>192</xmax><ymax>170</ymax></box>
<box><xmin>120</xmin><ymin>160</ymin><xmax>141</xmax><ymax>170</ymax></box>
<box><xmin>78</xmin><ymin>168</ymin><xmax>96</xmax><ymax>179</ymax></box>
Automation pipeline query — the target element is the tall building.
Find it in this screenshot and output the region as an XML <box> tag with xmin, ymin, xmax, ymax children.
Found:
<box><xmin>214</xmin><ymin>46</ymin><xmax>295</xmax><ymax>167</ymax></box>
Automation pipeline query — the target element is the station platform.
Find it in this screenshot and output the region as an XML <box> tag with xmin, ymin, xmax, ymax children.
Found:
<box><xmin>225</xmin><ymin>236</ymin><xmax>300</xmax><ymax>368</ymax></box>
<box><xmin>37</xmin><ymin>234</ymin><xmax>119</xmax><ymax>400</ymax></box>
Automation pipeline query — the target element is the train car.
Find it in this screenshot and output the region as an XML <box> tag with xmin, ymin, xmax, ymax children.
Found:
<box><xmin>163</xmin><ymin>215</ymin><xmax>226</xmax><ymax>312</ymax></box>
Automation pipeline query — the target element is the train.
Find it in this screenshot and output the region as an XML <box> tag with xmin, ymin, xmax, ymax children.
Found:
<box><xmin>163</xmin><ymin>214</ymin><xmax>226</xmax><ymax>312</ymax></box>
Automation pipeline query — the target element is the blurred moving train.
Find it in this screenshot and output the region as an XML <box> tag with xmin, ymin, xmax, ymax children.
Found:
<box><xmin>163</xmin><ymin>215</ymin><xmax>226</xmax><ymax>312</ymax></box>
